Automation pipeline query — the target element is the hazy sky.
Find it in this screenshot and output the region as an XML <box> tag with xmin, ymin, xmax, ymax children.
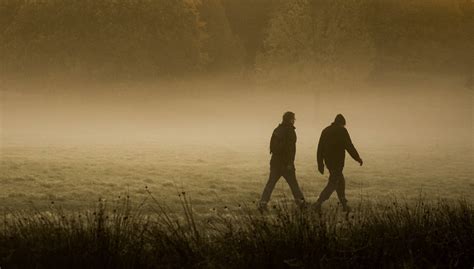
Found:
<box><xmin>1</xmin><ymin>77</ymin><xmax>472</xmax><ymax>149</ymax></box>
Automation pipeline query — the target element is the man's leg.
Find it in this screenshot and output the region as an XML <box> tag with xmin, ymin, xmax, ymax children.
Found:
<box><xmin>259</xmin><ymin>167</ymin><xmax>281</xmax><ymax>208</ymax></box>
<box><xmin>282</xmin><ymin>167</ymin><xmax>305</xmax><ymax>207</ymax></box>
<box><xmin>332</xmin><ymin>169</ymin><xmax>350</xmax><ymax>211</ymax></box>
<box><xmin>334</xmin><ymin>172</ymin><xmax>346</xmax><ymax>204</ymax></box>
<box><xmin>314</xmin><ymin>172</ymin><xmax>338</xmax><ymax>210</ymax></box>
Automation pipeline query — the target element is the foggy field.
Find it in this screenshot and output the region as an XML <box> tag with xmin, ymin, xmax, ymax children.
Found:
<box><xmin>1</xmin><ymin>142</ymin><xmax>473</xmax><ymax>268</ymax></box>
<box><xmin>0</xmin><ymin>78</ymin><xmax>472</xmax><ymax>269</ymax></box>
<box><xmin>1</xmin><ymin>142</ymin><xmax>472</xmax><ymax>213</ymax></box>
<box><xmin>1</xmin><ymin>80</ymin><xmax>473</xmax><ymax>213</ymax></box>
<box><xmin>1</xmin><ymin>77</ymin><xmax>471</xmax><ymax>269</ymax></box>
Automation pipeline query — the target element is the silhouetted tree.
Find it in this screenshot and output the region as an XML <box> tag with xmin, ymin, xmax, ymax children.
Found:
<box><xmin>221</xmin><ymin>0</ymin><xmax>277</xmax><ymax>67</ymax></box>
<box><xmin>367</xmin><ymin>0</ymin><xmax>472</xmax><ymax>80</ymax></box>
<box><xmin>256</xmin><ymin>0</ymin><xmax>375</xmax><ymax>83</ymax></box>
<box><xmin>199</xmin><ymin>0</ymin><xmax>245</xmax><ymax>72</ymax></box>
<box><xmin>0</xmin><ymin>0</ymin><xmax>205</xmax><ymax>78</ymax></box>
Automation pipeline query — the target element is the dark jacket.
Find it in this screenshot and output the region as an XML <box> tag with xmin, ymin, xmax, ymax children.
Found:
<box><xmin>317</xmin><ymin>123</ymin><xmax>360</xmax><ymax>171</ymax></box>
<box><xmin>270</xmin><ymin>123</ymin><xmax>296</xmax><ymax>168</ymax></box>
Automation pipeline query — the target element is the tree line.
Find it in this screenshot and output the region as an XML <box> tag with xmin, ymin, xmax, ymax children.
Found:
<box><xmin>0</xmin><ymin>0</ymin><xmax>472</xmax><ymax>83</ymax></box>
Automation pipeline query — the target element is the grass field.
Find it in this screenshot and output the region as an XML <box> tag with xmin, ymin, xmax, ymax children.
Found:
<box><xmin>1</xmin><ymin>142</ymin><xmax>472</xmax><ymax>213</ymax></box>
<box><xmin>1</xmin><ymin>139</ymin><xmax>472</xmax><ymax>268</ymax></box>
<box><xmin>0</xmin><ymin>189</ymin><xmax>472</xmax><ymax>268</ymax></box>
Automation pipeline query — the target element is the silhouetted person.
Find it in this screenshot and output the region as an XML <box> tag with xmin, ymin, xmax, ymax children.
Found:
<box><xmin>259</xmin><ymin>112</ymin><xmax>305</xmax><ymax>211</ymax></box>
<box><xmin>314</xmin><ymin>114</ymin><xmax>363</xmax><ymax>212</ymax></box>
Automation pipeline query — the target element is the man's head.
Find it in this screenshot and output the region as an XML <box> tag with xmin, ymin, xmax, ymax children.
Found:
<box><xmin>282</xmin><ymin>111</ymin><xmax>296</xmax><ymax>126</ymax></box>
<box><xmin>334</xmin><ymin>114</ymin><xmax>346</xmax><ymax>126</ymax></box>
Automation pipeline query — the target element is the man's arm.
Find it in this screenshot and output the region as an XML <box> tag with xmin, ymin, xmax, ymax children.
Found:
<box><xmin>317</xmin><ymin>131</ymin><xmax>325</xmax><ymax>174</ymax></box>
<box><xmin>284</xmin><ymin>128</ymin><xmax>296</xmax><ymax>169</ymax></box>
<box><xmin>343</xmin><ymin>128</ymin><xmax>363</xmax><ymax>165</ymax></box>
<box><xmin>269</xmin><ymin>132</ymin><xmax>276</xmax><ymax>154</ymax></box>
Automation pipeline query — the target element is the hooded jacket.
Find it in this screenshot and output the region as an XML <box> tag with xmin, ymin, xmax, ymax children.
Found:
<box><xmin>317</xmin><ymin>123</ymin><xmax>361</xmax><ymax>171</ymax></box>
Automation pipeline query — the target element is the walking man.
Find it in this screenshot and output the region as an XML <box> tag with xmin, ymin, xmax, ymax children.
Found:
<box><xmin>314</xmin><ymin>114</ymin><xmax>363</xmax><ymax>212</ymax></box>
<box><xmin>259</xmin><ymin>111</ymin><xmax>305</xmax><ymax>211</ymax></box>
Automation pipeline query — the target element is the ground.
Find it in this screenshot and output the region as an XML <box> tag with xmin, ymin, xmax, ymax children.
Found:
<box><xmin>1</xmin><ymin>142</ymin><xmax>472</xmax><ymax>213</ymax></box>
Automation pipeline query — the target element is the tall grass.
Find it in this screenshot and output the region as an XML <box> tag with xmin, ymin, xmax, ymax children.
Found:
<box><xmin>1</xmin><ymin>192</ymin><xmax>472</xmax><ymax>268</ymax></box>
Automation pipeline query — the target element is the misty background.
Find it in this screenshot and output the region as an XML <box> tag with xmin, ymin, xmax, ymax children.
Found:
<box><xmin>1</xmin><ymin>0</ymin><xmax>472</xmax><ymax>148</ymax></box>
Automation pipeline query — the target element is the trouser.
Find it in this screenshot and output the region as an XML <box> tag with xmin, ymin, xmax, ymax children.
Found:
<box><xmin>260</xmin><ymin>165</ymin><xmax>305</xmax><ymax>205</ymax></box>
<box><xmin>316</xmin><ymin>168</ymin><xmax>347</xmax><ymax>206</ymax></box>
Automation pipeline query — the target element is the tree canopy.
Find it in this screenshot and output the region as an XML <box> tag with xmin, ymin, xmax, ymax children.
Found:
<box><xmin>0</xmin><ymin>0</ymin><xmax>472</xmax><ymax>83</ymax></box>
